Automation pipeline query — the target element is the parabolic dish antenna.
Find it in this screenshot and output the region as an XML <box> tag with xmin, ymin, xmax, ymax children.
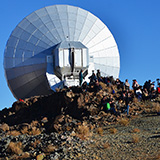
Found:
<box><xmin>4</xmin><ymin>5</ymin><xmax>120</xmax><ymax>99</ymax></box>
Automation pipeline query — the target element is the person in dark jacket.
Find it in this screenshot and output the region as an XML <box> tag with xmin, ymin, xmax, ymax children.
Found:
<box><xmin>89</xmin><ymin>70</ymin><xmax>97</xmax><ymax>84</ymax></box>
<box><xmin>123</xmin><ymin>90</ymin><xmax>131</xmax><ymax>115</ymax></box>
<box><xmin>79</xmin><ymin>69</ymin><xmax>83</xmax><ymax>86</ymax></box>
<box><xmin>96</xmin><ymin>69</ymin><xmax>103</xmax><ymax>82</ymax></box>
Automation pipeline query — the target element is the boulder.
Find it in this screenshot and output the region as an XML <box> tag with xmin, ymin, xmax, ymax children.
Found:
<box><xmin>0</xmin><ymin>123</ymin><xmax>9</xmax><ymax>132</ymax></box>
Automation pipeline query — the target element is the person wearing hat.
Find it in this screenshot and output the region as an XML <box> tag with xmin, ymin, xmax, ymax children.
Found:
<box><xmin>132</xmin><ymin>79</ymin><xmax>139</xmax><ymax>93</ymax></box>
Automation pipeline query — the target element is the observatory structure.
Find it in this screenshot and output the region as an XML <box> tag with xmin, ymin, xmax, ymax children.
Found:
<box><xmin>4</xmin><ymin>5</ymin><xmax>120</xmax><ymax>99</ymax></box>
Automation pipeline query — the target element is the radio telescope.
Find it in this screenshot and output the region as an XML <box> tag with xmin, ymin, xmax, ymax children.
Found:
<box><xmin>4</xmin><ymin>5</ymin><xmax>120</xmax><ymax>99</ymax></box>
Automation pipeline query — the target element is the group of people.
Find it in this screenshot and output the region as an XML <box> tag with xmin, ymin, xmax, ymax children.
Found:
<box><xmin>132</xmin><ymin>79</ymin><xmax>160</xmax><ymax>101</ymax></box>
<box><xmin>79</xmin><ymin>69</ymin><xmax>103</xmax><ymax>92</ymax></box>
<box><xmin>79</xmin><ymin>69</ymin><xmax>160</xmax><ymax>116</ymax></box>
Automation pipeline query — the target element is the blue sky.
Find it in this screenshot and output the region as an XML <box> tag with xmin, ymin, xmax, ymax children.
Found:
<box><xmin>0</xmin><ymin>0</ymin><xmax>160</xmax><ymax>110</ymax></box>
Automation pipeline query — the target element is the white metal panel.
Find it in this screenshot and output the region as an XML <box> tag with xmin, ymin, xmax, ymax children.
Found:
<box><xmin>86</xmin><ymin>39</ymin><xmax>96</xmax><ymax>48</ymax></box>
<box><xmin>75</xmin><ymin>49</ymin><xmax>81</xmax><ymax>67</ymax></box>
<box><xmin>45</xmin><ymin>5</ymin><xmax>57</xmax><ymax>15</ymax></box>
<box><xmin>87</xmin><ymin>12</ymin><xmax>97</xmax><ymax>23</ymax></box>
<box><xmin>32</xmin><ymin>29</ymin><xmax>44</xmax><ymax>40</ymax></box>
<box><xmin>48</xmin><ymin>13</ymin><xmax>59</xmax><ymax>21</ymax></box>
<box><xmin>79</xmin><ymin>25</ymin><xmax>90</xmax><ymax>41</ymax></box>
<box><xmin>89</xmin><ymin>42</ymin><xmax>104</xmax><ymax>53</ymax></box>
<box><xmin>40</xmin><ymin>15</ymin><xmax>51</xmax><ymax>24</ymax></box>
<box><xmin>67</xmin><ymin>5</ymin><xmax>78</xmax><ymax>14</ymax></box>
<box><xmin>5</xmin><ymin>57</ymin><xmax>13</xmax><ymax>68</ymax></box>
<box><xmin>82</xmin><ymin>49</ymin><xmax>87</xmax><ymax>67</ymax></box>
<box><xmin>4</xmin><ymin>47</ymin><xmax>14</xmax><ymax>58</ymax></box>
<box><xmin>26</xmin><ymin>12</ymin><xmax>39</xmax><ymax>23</ymax></box>
<box><xmin>110</xmin><ymin>47</ymin><xmax>117</xmax><ymax>57</ymax></box>
<box><xmin>83</xmin><ymin>30</ymin><xmax>95</xmax><ymax>45</ymax></box>
<box><xmin>24</xmin><ymin>51</ymin><xmax>32</xmax><ymax>58</ymax></box>
<box><xmin>58</xmin><ymin>12</ymin><xmax>68</xmax><ymax>20</ymax></box>
<box><xmin>56</xmin><ymin>28</ymin><xmax>65</xmax><ymax>41</ymax></box>
<box><xmin>28</xmin><ymin>35</ymin><xmax>39</xmax><ymax>45</ymax></box>
<box><xmin>61</xmin><ymin>20</ymin><xmax>69</xmax><ymax>38</ymax></box>
<box><xmin>68</xmin><ymin>12</ymin><xmax>77</xmax><ymax>21</ymax></box>
<box><xmin>77</xmin><ymin>8</ymin><xmax>88</xmax><ymax>17</ymax></box>
<box><xmin>20</xmin><ymin>31</ymin><xmax>31</xmax><ymax>41</ymax></box>
<box><xmin>59</xmin><ymin>49</ymin><xmax>63</xmax><ymax>67</ymax></box>
<box><xmin>101</xmin><ymin>37</ymin><xmax>115</xmax><ymax>49</ymax></box>
<box><xmin>15</xmin><ymin>49</ymin><xmax>23</xmax><ymax>58</ymax></box>
<box><xmin>50</xmin><ymin>28</ymin><xmax>61</xmax><ymax>42</ymax></box>
<box><xmin>35</xmin><ymin>8</ymin><xmax>47</xmax><ymax>17</ymax></box>
<box><xmin>38</xmin><ymin>25</ymin><xmax>49</xmax><ymax>35</ymax></box>
<box><xmin>64</xmin><ymin>49</ymin><xmax>70</xmax><ymax>67</ymax></box>
<box><xmin>56</xmin><ymin>5</ymin><xmax>67</xmax><ymax>13</ymax></box>
<box><xmin>95</xmin><ymin>18</ymin><xmax>105</xmax><ymax>30</ymax></box>
<box><xmin>25</xmin><ymin>23</ymin><xmax>37</xmax><ymax>35</ymax></box>
<box><xmin>12</xmin><ymin>27</ymin><xmax>23</xmax><ymax>38</ymax></box>
<box><xmin>15</xmin><ymin>58</ymin><xmax>23</xmax><ymax>66</ymax></box>
<box><xmin>7</xmin><ymin>36</ymin><xmax>19</xmax><ymax>48</ymax></box>
<box><xmin>18</xmin><ymin>18</ymin><xmax>30</xmax><ymax>30</ymax></box>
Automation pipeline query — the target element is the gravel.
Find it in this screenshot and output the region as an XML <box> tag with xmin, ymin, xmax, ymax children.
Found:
<box><xmin>0</xmin><ymin>114</ymin><xmax>159</xmax><ymax>160</ymax></box>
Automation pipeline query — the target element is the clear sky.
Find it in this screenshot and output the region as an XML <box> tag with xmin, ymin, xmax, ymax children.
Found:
<box><xmin>0</xmin><ymin>0</ymin><xmax>160</xmax><ymax>110</ymax></box>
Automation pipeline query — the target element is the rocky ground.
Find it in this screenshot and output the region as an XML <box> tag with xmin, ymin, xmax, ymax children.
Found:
<box><xmin>0</xmin><ymin>84</ymin><xmax>159</xmax><ymax>160</ymax></box>
<box><xmin>87</xmin><ymin>114</ymin><xmax>160</xmax><ymax>160</ymax></box>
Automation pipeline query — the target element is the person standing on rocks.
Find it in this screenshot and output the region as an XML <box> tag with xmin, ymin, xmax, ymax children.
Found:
<box><xmin>79</xmin><ymin>69</ymin><xmax>83</xmax><ymax>86</ymax></box>
<box><xmin>124</xmin><ymin>90</ymin><xmax>131</xmax><ymax>115</ymax></box>
<box><xmin>115</xmin><ymin>78</ymin><xmax>124</xmax><ymax>90</ymax></box>
<box><xmin>96</xmin><ymin>69</ymin><xmax>103</xmax><ymax>82</ymax></box>
<box><xmin>132</xmin><ymin>79</ymin><xmax>139</xmax><ymax>93</ymax></box>
<box><xmin>89</xmin><ymin>70</ymin><xmax>97</xmax><ymax>84</ymax></box>
<box><xmin>125</xmin><ymin>79</ymin><xmax>130</xmax><ymax>91</ymax></box>
<box><xmin>142</xmin><ymin>88</ymin><xmax>149</xmax><ymax>100</ymax></box>
<box><xmin>135</xmin><ymin>86</ymin><xmax>142</xmax><ymax>101</ymax></box>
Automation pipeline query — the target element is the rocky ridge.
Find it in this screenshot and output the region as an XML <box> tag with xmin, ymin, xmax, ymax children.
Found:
<box><xmin>0</xmin><ymin>84</ymin><xmax>160</xmax><ymax>159</ymax></box>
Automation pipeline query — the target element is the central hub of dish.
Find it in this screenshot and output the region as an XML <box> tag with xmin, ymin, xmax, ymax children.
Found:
<box><xmin>53</xmin><ymin>41</ymin><xmax>89</xmax><ymax>85</ymax></box>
